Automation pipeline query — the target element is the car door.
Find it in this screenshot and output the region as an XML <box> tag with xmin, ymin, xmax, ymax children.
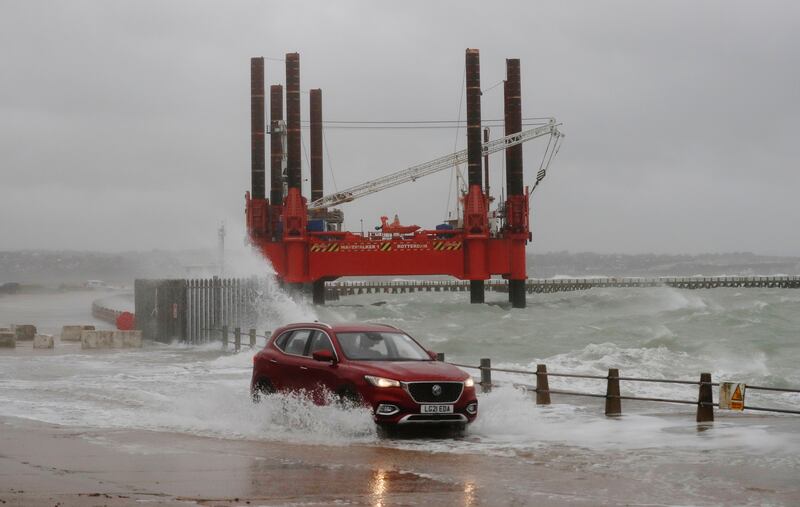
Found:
<box><xmin>301</xmin><ymin>330</ymin><xmax>342</xmax><ymax>403</ymax></box>
<box><xmin>271</xmin><ymin>329</ymin><xmax>314</xmax><ymax>391</ymax></box>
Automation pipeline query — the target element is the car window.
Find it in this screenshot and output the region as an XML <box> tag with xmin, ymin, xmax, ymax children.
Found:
<box><xmin>336</xmin><ymin>332</ymin><xmax>430</xmax><ymax>361</ymax></box>
<box><xmin>283</xmin><ymin>329</ymin><xmax>313</xmax><ymax>356</ymax></box>
<box><xmin>308</xmin><ymin>331</ymin><xmax>335</xmax><ymax>355</ymax></box>
<box><xmin>274</xmin><ymin>331</ymin><xmax>293</xmax><ymax>351</ymax></box>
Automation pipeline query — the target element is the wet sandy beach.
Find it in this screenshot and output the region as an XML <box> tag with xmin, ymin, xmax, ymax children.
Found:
<box><xmin>2</xmin><ymin>415</ymin><xmax>799</xmax><ymax>506</ymax></box>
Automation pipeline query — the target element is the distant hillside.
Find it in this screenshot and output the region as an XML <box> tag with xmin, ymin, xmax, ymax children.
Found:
<box><xmin>0</xmin><ymin>250</ymin><xmax>216</xmax><ymax>285</ymax></box>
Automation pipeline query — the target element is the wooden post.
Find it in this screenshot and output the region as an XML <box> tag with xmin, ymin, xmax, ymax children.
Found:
<box><xmin>234</xmin><ymin>327</ymin><xmax>241</xmax><ymax>352</ymax></box>
<box><xmin>212</xmin><ymin>276</ymin><xmax>221</xmax><ymax>333</ymax></box>
<box><xmin>480</xmin><ymin>358</ymin><xmax>492</xmax><ymax>393</ymax></box>
<box><xmin>697</xmin><ymin>372</ymin><xmax>714</xmax><ymax>423</ymax></box>
<box><xmin>249</xmin><ymin>328</ymin><xmax>256</xmax><ymax>348</ymax></box>
<box><xmin>436</xmin><ymin>352</ymin><xmax>445</xmax><ymax>362</ymax></box>
<box><xmin>536</xmin><ymin>364</ymin><xmax>551</xmax><ymax>405</ymax></box>
<box><xmin>221</xmin><ymin>325</ymin><xmax>228</xmax><ymax>350</ymax></box>
<box><xmin>605</xmin><ymin>368</ymin><xmax>622</xmax><ymax>416</ymax></box>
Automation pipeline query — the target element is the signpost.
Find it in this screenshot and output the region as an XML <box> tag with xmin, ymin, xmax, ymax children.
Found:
<box><xmin>719</xmin><ymin>382</ymin><xmax>746</xmax><ymax>411</ymax></box>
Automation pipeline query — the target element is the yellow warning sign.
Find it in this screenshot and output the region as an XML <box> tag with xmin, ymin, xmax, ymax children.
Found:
<box><xmin>433</xmin><ymin>241</ymin><xmax>463</xmax><ymax>251</ymax></box>
<box><xmin>309</xmin><ymin>243</ymin><xmax>340</xmax><ymax>253</ymax></box>
<box><xmin>719</xmin><ymin>382</ymin><xmax>746</xmax><ymax>411</ymax></box>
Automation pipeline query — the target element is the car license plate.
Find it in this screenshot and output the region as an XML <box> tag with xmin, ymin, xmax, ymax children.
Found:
<box><xmin>420</xmin><ymin>404</ymin><xmax>453</xmax><ymax>414</ymax></box>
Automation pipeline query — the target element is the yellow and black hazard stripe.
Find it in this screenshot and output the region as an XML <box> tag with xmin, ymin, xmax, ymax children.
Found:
<box><xmin>379</xmin><ymin>242</ymin><xmax>392</xmax><ymax>252</ymax></box>
<box><xmin>310</xmin><ymin>243</ymin><xmax>340</xmax><ymax>252</ymax></box>
<box><xmin>433</xmin><ymin>241</ymin><xmax>463</xmax><ymax>251</ymax></box>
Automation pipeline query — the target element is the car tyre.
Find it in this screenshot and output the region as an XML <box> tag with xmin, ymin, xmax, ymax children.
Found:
<box><xmin>376</xmin><ymin>422</ymin><xmax>395</xmax><ymax>439</ymax></box>
<box><xmin>336</xmin><ymin>386</ymin><xmax>362</xmax><ymax>409</ymax></box>
<box><xmin>251</xmin><ymin>378</ymin><xmax>275</xmax><ymax>403</ymax></box>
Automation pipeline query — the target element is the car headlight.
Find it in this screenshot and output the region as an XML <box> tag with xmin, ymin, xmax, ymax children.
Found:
<box><xmin>364</xmin><ymin>375</ymin><xmax>401</xmax><ymax>388</ymax></box>
<box><xmin>464</xmin><ymin>377</ymin><xmax>474</xmax><ymax>388</ymax></box>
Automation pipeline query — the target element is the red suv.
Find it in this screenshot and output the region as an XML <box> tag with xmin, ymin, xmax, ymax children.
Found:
<box><xmin>251</xmin><ymin>322</ymin><xmax>478</xmax><ymax>427</ymax></box>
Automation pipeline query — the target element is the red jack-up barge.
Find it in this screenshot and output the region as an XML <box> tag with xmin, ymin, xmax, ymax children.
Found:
<box><xmin>245</xmin><ymin>49</ymin><xmax>563</xmax><ymax>307</ymax></box>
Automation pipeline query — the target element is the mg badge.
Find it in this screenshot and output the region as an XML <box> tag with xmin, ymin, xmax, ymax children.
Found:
<box><xmin>432</xmin><ymin>384</ymin><xmax>442</xmax><ymax>397</ymax></box>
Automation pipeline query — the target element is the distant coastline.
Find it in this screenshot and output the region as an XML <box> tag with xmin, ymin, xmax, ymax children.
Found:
<box><xmin>1</xmin><ymin>249</ymin><xmax>798</xmax><ymax>285</ymax></box>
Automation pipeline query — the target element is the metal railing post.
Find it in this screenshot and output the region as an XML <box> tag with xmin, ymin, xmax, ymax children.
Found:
<box><xmin>221</xmin><ymin>325</ymin><xmax>228</xmax><ymax>350</ymax></box>
<box><xmin>605</xmin><ymin>368</ymin><xmax>622</xmax><ymax>416</ymax></box>
<box><xmin>249</xmin><ymin>328</ymin><xmax>256</xmax><ymax>348</ymax></box>
<box><xmin>697</xmin><ymin>372</ymin><xmax>714</xmax><ymax>423</ymax></box>
<box><xmin>536</xmin><ymin>364</ymin><xmax>551</xmax><ymax>405</ymax></box>
<box><xmin>480</xmin><ymin>358</ymin><xmax>492</xmax><ymax>393</ymax></box>
<box><xmin>234</xmin><ymin>327</ymin><xmax>241</xmax><ymax>352</ymax></box>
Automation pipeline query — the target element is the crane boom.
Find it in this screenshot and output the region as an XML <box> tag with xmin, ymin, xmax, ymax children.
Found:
<box><xmin>307</xmin><ymin>120</ymin><xmax>563</xmax><ymax>210</ymax></box>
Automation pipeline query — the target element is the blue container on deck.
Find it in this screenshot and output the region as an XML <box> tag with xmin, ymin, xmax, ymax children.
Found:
<box><xmin>307</xmin><ymin>219</ymin><xmax>325</xmax><ymax>232</ymax></box>
<box><xmin>435</xmin><ymin>223</ymin><xmax>454</xmax><ymax>238</ymax></box>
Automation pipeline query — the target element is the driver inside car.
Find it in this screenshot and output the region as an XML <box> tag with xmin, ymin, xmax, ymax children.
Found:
<box><xmin>357</xmin><ymin>333</ymin><xmax>385</xmax><ymax>359</ymax></box>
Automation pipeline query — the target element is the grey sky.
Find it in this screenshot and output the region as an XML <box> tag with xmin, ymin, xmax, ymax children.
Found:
<box><xmin>1</xmin><ymin>1</ymin><xmax>798</xmax><ymax>255</ymax></box>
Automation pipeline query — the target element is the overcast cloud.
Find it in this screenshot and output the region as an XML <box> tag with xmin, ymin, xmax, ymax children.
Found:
<box><xmin>1</xmin><ymin>1</ymin><xmax>798</xmax><ymax>255</ymax></box>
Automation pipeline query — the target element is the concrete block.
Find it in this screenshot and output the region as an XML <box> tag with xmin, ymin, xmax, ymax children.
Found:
<box><xmin>15</xmin><ymin>324</ymin><xmax>36</xmax><ymax>341</ymax></box>
<box><xmin>112</xmin><ymin>330</ymin><xmax>143</xmax><ymax>348</ymax></box>
<box><xmin>33</xmin><ymin>334</ymin><xmax>54</xmax><ymax>349</ymax></box>
<box><xmin>81</xmin><ymin>330</ymin><xmax>113</xmax><ymax>349</ymax></box>
<box><xmin>81</xmin><ymin>330</ymin><xmax>142</xmax><ymax>349</ymax></box>
<box><xmin>0</xmin><ymin>331</ymin><xmax>15</xmax><ymax>348</ymax></box>
<box><xmin>62</xmin><ymin>325</ymin><xmax>95</xmax><ymax>342</ymax></box>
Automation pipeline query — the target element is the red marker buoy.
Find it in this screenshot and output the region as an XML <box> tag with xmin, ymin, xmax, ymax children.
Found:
<box><xmin>116</xmin><ymin>311</ymin><xmax>135</xmax><ymax>331</ymax></box>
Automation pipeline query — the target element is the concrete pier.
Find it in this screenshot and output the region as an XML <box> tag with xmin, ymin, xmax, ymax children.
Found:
<box><xmin>324</xmin><ymin>275</ymin><xmax>800</xmax><ymax>300</ymax></box>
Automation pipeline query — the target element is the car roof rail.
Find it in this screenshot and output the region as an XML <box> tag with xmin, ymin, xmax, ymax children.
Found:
<box><xmin>312</xmin><ymin>320</ymin><xmax>333</xmax><ymax>329</ymax></box>
<box><xmin>365</xmin><ymin>321</ymin><xmax>399</xmax><ymax>330</ymax></box>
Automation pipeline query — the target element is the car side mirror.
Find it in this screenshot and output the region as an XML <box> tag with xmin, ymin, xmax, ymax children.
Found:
<box><xmin>312</xmin><ymin>349</ymin><xmax>336</xmax><ymax>363</ymax></box>
<box><xmin>427</xmin><ymin>350</ymin><xmax>438</xmax><ymax>360</ymax></box>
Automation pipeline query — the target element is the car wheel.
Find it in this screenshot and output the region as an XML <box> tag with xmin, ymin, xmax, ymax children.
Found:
<box><xmin>251</xmin><ymin>378</ymin><xmax>275</xmax><ymax>403</ymax></box>
<box><xmin>336</xmin><ymin>386</ymin><xmax>361</xmax><ymax>409</ymax></box>
<box><xmin>376</xmin><ymin>422</ymin><xmax>395</xmax><ymax>439</ymax></box>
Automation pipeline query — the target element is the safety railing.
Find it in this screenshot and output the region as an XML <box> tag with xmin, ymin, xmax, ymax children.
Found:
<box><xmin>202</xmin><ymin>326</ymin><xmax>272</xmax><ymax>351</ymax></box>
<box><xmin>91</xmin><ymin>301</ymin><xmax>125</xmax><ymax>325</ymax></box>
<box><xmin>444</xmin><ymin>357</ymin><xmax>800</xmax><ymax>422</ymax></box>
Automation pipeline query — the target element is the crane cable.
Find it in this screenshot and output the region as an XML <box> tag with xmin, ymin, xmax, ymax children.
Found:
<box><xmin>322</xmin><ymin>126</ymin><xmax>339</xmax><ymax>193</ymax></box>
<box><xmin>529</xmin><ymin>133</ymin><xmax>563</xmax><ymax>197</ymax></box>
<box><xmin>445</xmin><ymin>69</ymin><xmax>466</xmax><ymax>221</ymax></box>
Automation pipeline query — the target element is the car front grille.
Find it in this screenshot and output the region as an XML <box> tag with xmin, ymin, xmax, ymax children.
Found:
<box><xmin>401</xmin><ymin>414</ymin><xmax>466</xmax><ymax>423</ymax></box>
<box><xmin>404</xmin><ymin>381</ymin><xmax>463</xmax><ymax>403</ymax></box>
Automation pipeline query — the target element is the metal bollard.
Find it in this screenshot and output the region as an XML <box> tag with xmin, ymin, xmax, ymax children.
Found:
<box><xmin>249</xmin><ymin>328</ymin><xmax>256</xmax><ymax>348</ymax></box>
<box><xmin>605</xmin><ymin>368</ymin><xmax>622</xmax><ymax>416</ymax></box>
<box><xmin>480</xmin><ymin>358</ymin><xmax>492</xmax><ymax>393</ymax></box>
<box><xmin>536</xmin><ymin>364</ymin><xmax>551</xmax><ymax>405</ymax></box>
<box><xmin>234</xmin><ymin>327</ymin><xmax>241</xmax><ymax>352</ymax></box>
<box><xmin>436</xmin><ymin>352</ymin><xmax>445</xmax><ymax>362</ymax></box>
<box><xmin>221</xmin><ymin>325</ymin><xmax>229</xmax><ymax>350</ymax></box>
<box><xmin>696</xmin><ymin>372</ymin><xmax>714</xmax><ymax>423</ymax></box>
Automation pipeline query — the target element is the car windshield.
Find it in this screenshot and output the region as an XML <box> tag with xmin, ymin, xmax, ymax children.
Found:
<box><xmin>336</xmin><ymin>332</ymin><xmax>431</xmax><ymax>361</ymax></box>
